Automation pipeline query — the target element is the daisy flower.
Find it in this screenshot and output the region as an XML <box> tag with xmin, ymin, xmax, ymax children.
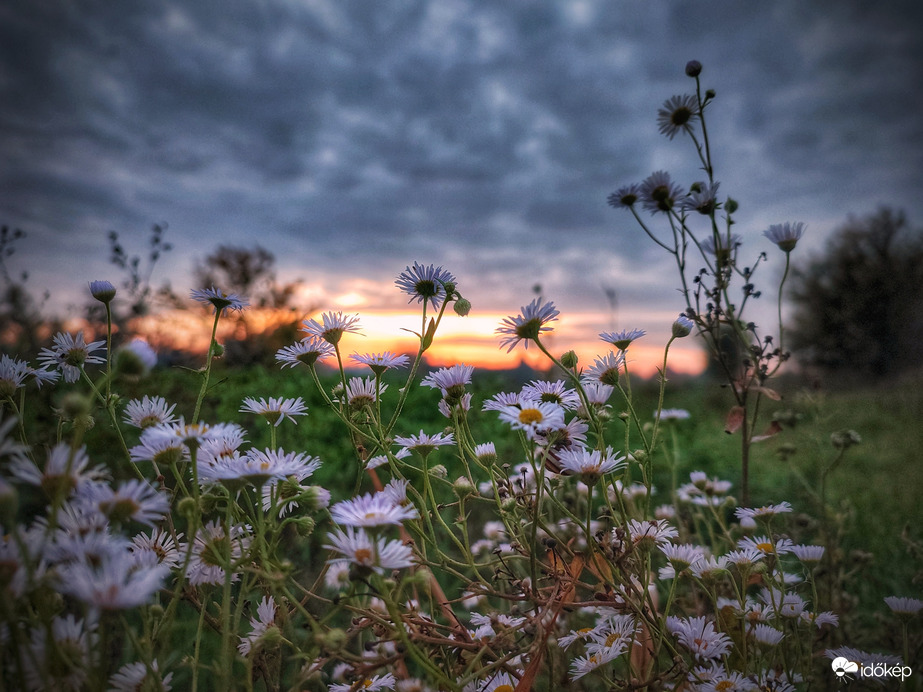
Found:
<box><xmin>129</xmin><ymin>430</ymin><xmax>188</xmax><ymax>466</ymax></box>
<box><xmin>0</xmin><ymin>354</ymin><xmax>31</xmax><ymax>397</ymax></box>
<box><xmin>329</xmin><ymin>491</ymin><xmax>419</xmax><ymax>527</ymax></box>
<box><xmin>421</xmin><ymin>363</ymin><xmax>475</xmax><ymax>396</ymax></box>
<box><xmin>763</xmin><ymin>221</ymin><xmax>805</xmax><ymax>253</ymax></box>
<box><xmin>275</xmin><ymin>336</ymin><xmax>336</xmax><ymax>368</ymax></box>
<box><xmin>393</xmin><ymin>430</ymin><xmax>455</xmax><ymax>456</ymax></box>
<box><xmin>627</xmin><ymin>519</ymin><xmax>679</xmax><ymax>548</ymax></box>
<box><xmin>640</xmin><ymin>170</ymin><xmax>683</xmax><ymax>214</ymax></box>
<box><xmin>201</xmin><ymin>448</ymin><xmax>315</xmax><ymax>488</ymax></box>
<box><xmin>735</xmin><ymin>502</ymin><xmax>793</xmax><ymax>522</ymax></box>
<box><xmin>187</xmin><ymin>520</ymin><xmax>250</xmax><ymax>586</ymax></box>
<box><xmin>395</xmin><ymin>262</ymin><xmax>456</xmax><ymax>310</ymax></box>
<box><xmin>682</xmin><ymin>181</ymin><xmax>721</xmax><ymax>215</ymax></box>
<box><xmin>581</xmin><ymin>351</ymin><xmax>625</xmax><ymax>386</ymax></box>
<box><xmin>657</xmin><ymin>94</ymin><xmax>698</xmax><ymax>139</ymax></box>
<box><xmin>570</xmin><ymin>647</ymin><xmax>620</xmax><ymax>680</ymax></box>
<box><xmin>330</xmin><ymin>673</ymin><xmax>397</xmax><ymax>692</ymax></box>
<box><xmin>261</xmin><ymin>456</ymin><xmax>324</xmax><ymax>516</ymax></box>
<box><xmin>122</xmin><ymin>395</ymin><xmax>177</xmax><ymax>429</ymax></box>
<box><xmin>57</xmin><ymin>549</ymin><xmax>170</xmax><ymax>609</ymax></box>
<box><xmin>656</xmin><ymin>408</ymin><xmax>690</xmax><ymax>421</ymax></box>
<box><xmin>701</xmin><ymin>234</ymin><xmax>743</xmax><ymax>260</ymax></box>
<box><xmin>325</xmin><ymin>527</ymin><xmax>414</xmax><ymax>573</ymax></box>
<box><xmin>750</xmin><ymin>623</ymin><xmax>785</xmax><ymax>647</ymax></box>
<box><xmin>496</xmin><ymin>298</ymin><xmax>559</xmax><ymax>352</ymax></box>
<box><xmin>350</xmin><ymin>351</ymin><xmax>411</xmax><ymax>375</ymax></box>
<box><xmin>337</xmin><ymin>376</ymin><xmax>386</xmax><ymax>410</ymax></box>
<box><xmin>555</xmin><ymin>446</ymin><xmax>625</xmax><ymax>484</ymax></box>
<box><xmin>78</xmin><ymin>479</ymin><xmax>170</xmax><ymax>526</ymax></box>
<box><xmin>607</xmin><ymin>183</ymin><xmax>641</xmax><ymax>209</ymax></box>
<box><xmin>660</xmin><ymin>543</ymin><xmax>707</xmax><ymax>572</ymax></box>
<box><xmin>481</xmin><ymin>391</ymin><xmax>521</xmax><ymax>412</ymax></box>
<box><xmin>476</xmin><ymin>671</ymin><xmax>517</xmax><ymax>691</ymax></box>
<box><xmin>497</xmin><ymin>400</ymin><xmax>565</xmax><ymax>440</ymax></box>
<box><xmin>238</xmin><ymin>595</ymin><xmax>279</xmax><ymax>656</ymax></box>
<box><xmin>130</xmin><ymin>528</ymin><xmax>185</xmax><ymax>569</ymax></box>
<box><xmin>8</xmin><ymin>443</ymin><xmax>108</xmax><ymax>498</ymax></box>
<box><xmin>240</xmin><ymin>396</ymin><xmax>307</xmax><ymax>426</ymax></box>
<box><xmin>301</xmin><ymin>311</ymin><xmax>362</xmax><ymax>345</ymax></box>
<box><xmin>789</xmin><ymin>544</ymin><xmax>825</xmax><ymax>564</ymax></box>
<box><xmin>521</xmin><ymin>379</ymin><xmax>580</xmax><ymax>409</ymax></box>
<box><xmin>884</xmin><ymin>596</ymin><xmax>923</xmax><ymax>616</ymax></box>
<box><xmin>667</xmin><ymin>616</ymin><xmax>732</xmax><ymax>660</ymax></box>
<box><xmin>599</xmin><ymin>328</ymin><xmax>645</xmax><ymax>351</ymax></box>
<box><xmin>737</xmin><ymin>535</ymin><xmax>794</xmax><ymax>556</ymax></box>
<box><xmin>25</xmin><ymin>615</ymin><xmax>97</xmax><ymax>692</ymax></box>
<box><xmin>690</xmin><ymin>555</ymin><xmax>729</xmax><ymax>580</ymax></box>
<box><xmin>37</xmin><ymin>331</ymin><xmax>106</xmax><ymax>383</ymax></box>
<box><xmin>108</xmin><ymin>660</ymin><xmax>173</xmax><ymax>692</ymax></box>
<box><xmin>583</xmin><ymin>382</ymin><xmax>614</xmax><ymax>406</ymax></box>
<box><xmin>118</xmin><ymin>338</ymin><xmax>157</xmax><ymax>374</ymax></box>
<box><xmin>190</xmin><ymin>286</ymin><xmax>249</xmax><ymax>315</ymax></box>
<box><xmin>474</xmin><ymin>442</ymin><xmax>497</xmax><ymax>464</ymax></box>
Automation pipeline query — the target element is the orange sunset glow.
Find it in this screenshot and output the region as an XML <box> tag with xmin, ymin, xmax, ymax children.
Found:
<box><xmin>125</xmin><ymin>305</ymin><xmax>706</xmax><ymax>378</ymax></box>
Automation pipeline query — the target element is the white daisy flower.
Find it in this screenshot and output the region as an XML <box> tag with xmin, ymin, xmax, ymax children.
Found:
<box><xmin>329</xmin><ymin>491</ymin><xmax>419</xmax><ymax>528</ymax></box>
<box><xmin>395</xmin><ymin>262</ymin><xmax>456</xmax><ymax>310</ymax></box>
<box><xmin>238</xmin><ymin>595</ymin><xmax>279</xmax><ymax>656</ymax></box>
<box><xmin>190</xmin><ymin>286</ymin><xmax>249</xmax><ymax>314</ymax></box>
<box><xmin>497</xmin><ymin>400</ymin><xmax>565</xmax><ymax>440</ymax></box>
<box><xmin>275</xmin><ymin>336</ymin><xmax>336</xmax><ymax>368</ymax></box>
<box><xmin>240</xmin><ymin>396</ymin><xmax>307</xmax><ymax>426</ymax></box>
<box><xmin>108</xmin><ymin>660</ymin><xmax>173</xmax><ymax>692</ymax></box>
<box><xmin>496</xmin><ymin>298</ymin><xmax>559</xmax><ymax>352</ymax></box>
<box><xmin>122</xmin><ymin>395</ymin><xmax>177</xmax><ymax>429</ymax></box>
<box><xmin>667</xmin><ymin>616</ymin><xmax>732</xmax><ymax>660</ymax></box>
<box><xmin>301</xmin><ymin>311</ymin><xmax>362</xmax><ymax>345</ymax></box>
<box><xmin>325</xmin><ymin>527</ymin><xmax>413</xmax><ymax>573</ymax></box>
<box><xmin>37</xmin><ymin>331</ymin><xmax>106</xmax><ymax>383</ymax></box>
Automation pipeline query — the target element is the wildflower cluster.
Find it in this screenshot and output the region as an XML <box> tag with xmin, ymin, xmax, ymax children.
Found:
<box><xmin>1</xmin><ymin>62</ymin><xmax>918</xmax><ymax>692</ymax></box>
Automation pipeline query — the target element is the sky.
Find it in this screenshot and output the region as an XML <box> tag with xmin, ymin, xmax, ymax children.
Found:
<box><xmin>2</xmin><ymin>0</ymin><xmax>922</xmax><ymax>373</ymax></box>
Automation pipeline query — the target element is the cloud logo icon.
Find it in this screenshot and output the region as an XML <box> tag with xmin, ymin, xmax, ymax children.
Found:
<box><xmin>831</xmin><ymin>657</ymin><xmax>859</xmax><ymax>677</ymax></box>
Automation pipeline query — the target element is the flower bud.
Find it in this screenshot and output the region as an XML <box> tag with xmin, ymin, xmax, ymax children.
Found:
<box><xmin>292</xmin><ymin>516</ymin><xmax>316</xmax><ymax>536</ymax></box>
<box><xmin>831</xmin><ymin>429</ymin><xmax>861</xmax><ymax>450</ymax></box>
<box><xmin>725</xmin><ymin>198</ymin><xmax>739</xmax><ymax>213</ymax></box>
<box><xmin>453</xmin><ymin>297</ymin><xmax>471</xmax><ymax>316</ymax></box>
<box><xmin>452</xmin><ymin>476</ymin><xmax>476</xmax><ymax>498</ymax></box>
<box><xmin>59</xmin><ymin>391</ymin><xmax>93</xmax><ymax>419</ymax></box>
<box><xmin>177</xmin><ymin>496</ymin><xmax>199</xmax><ymax>521</ymax></box>
<box><xmin>429</xmin><ymin>464</ymin><xmax>447</xmax><ymax>479</ymax></box>
<box><xmin>560</xmin><ymin>350</ymin><xmax>578</xmax><ymax>369</ymax></box>
<box><xmin>672</xmin><ymin>314</ymin><xmax>694</xmax><ymax>338</ymax></box>
<box><xmin>685</xmin><ymin>60</ymin><xmax>702</xmax><ymax>77</ymax></box>
<box><xmin>89</xmin><ymin>280</ymin><xmax>117</xmax><ymax>304</ymax></box>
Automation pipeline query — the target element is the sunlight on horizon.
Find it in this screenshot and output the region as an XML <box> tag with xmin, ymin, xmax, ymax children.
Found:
<box><xmin>126</xmin><ymin>306</ymin><xmax>706</xmax><ymax>377</ymax></box>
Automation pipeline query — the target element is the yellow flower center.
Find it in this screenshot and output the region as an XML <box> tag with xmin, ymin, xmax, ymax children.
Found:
<box><xmin>518</xmin><ymin>408</ymin><xmax>544</xmax><ymax>425</ymax></box>
<box><xmin>756</xmin><ymin>541</ymin><xmax>774</xmax><ymax>553</ymax></box>
<box><xmin>354</xmin><ymin>548</ymin><xmax>372</xmax><ymax>564</ymax></box>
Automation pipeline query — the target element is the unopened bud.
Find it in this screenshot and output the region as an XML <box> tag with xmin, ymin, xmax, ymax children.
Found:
<box><xmin>560</xmin><ymin>350</ymin><xmax>578</xmax><ymax>369</ymax></box>
<box><xmin>672</xmin><ymin>314</ymin><xmax>694</xmax><ymax>338</ymax></box>
<box><xmin>685</xmin><ymin>60</ymin><xmax>702</xmax><ymax>77</ymax></box>
<box><xmin>89</xmin><ymin>280</ymin><xmax>117</xmax><ymax>304</ymax></box>
<box><xmin>453</xmin><ymin>297</ymin><xmax>471</xmax><ymax>317</ymax></box>
<box><xmin>452</xmin><ymin>476</ymin><xmax>476</xmax><ymax>498</ymax></box>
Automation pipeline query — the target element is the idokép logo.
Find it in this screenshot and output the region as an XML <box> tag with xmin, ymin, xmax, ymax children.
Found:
<box><xmin>831</xmin><ymin>656</ymin><xmax>913</xmax><ymax>684</ymax></box>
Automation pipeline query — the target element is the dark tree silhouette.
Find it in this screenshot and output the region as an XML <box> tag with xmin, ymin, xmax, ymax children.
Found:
<box><xmin>787</xmin><ymin>208</ymin><xmax>923</xmax><ymax>379</ymax></box>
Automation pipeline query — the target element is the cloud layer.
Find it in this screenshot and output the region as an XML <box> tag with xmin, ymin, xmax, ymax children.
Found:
<box><xmin>1</xmin><ymin>1</ymin><xmax>921</xmax><ymax>346</ymax></box>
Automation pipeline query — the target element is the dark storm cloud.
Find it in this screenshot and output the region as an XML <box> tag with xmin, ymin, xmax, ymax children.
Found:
<box><xmin>0</xmin><ymin>0</ymin><xmax>921</xmax><ymax>317</ymax></box>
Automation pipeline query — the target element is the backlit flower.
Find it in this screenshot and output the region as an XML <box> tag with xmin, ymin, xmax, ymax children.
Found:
<box><xmin>395</xmin><ymin>262</ymin><xmax>456</xmax><ymax>310</ymax></box>
<box><xmin>350</xmin><ymin>351</ymin><xmax>411</xmax><ymax>375</ymax></box>
<box><xmin>683</xmin><ymin>181</ymin><xmax>721</xmax><ymax>215</ymax></box>
<box><xmin>240</xmin><ymin>396</ymin><xmax>307</xmax><ymax>426</ymax></box>
<box><xmin>581</xmin><ymin>351</ymin><xmax>625</xmax><ymax>386</ymax></box>
<box><xmin>89</xmin><ymin>279</ymin><xmax>117</xmax><ymax>303</ymax></box>
<box><xmin>599</xmin><ymin>328</ymin><xmax>645</xmax><ymax>351</ymax></box>
<box><xmin>521</xmin><ymin>379</ymin><xmax>580</xmax><ymax>409</ymax></box>
<box><xmin>301</xmin><ymin>311</ymin><xmax>362</xmax><ymax>345</ymax></box>
<box><xmin>607</xmin><ymin>183</ymin><xmax>641</xmax><ymax>209</ymax></box>
<box><xmin>275</xmin><ymin>336</ymin><xmax>336</xmax><ymax>368</ymax></box>
<box><xmin>496</xmin><ymin>298</ymin><xmax>559</xmax><ymax>352</ymax></box>
<box><xmin>764</xmin><ymin>221</ymin><xmax>805</xmax><ymax>252</ymax></box>
<box><xmin>640</xmin><ymin>171</ymin><xmax>683</xmax><ymax>214</ymax></box>
<box><xmin>190</xmin><ymin>286</ymin><xmax>249</xmax><ymax>315</ymax></box>
<box><xmin>37</xmin><ymin>332</ymin><xmax>106</xmax><ymax>383</ymax></box>
<box><xmin>657</xmin><ymin>94</ymin><xmax>698</xmax><ymax>139</ymax></box>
